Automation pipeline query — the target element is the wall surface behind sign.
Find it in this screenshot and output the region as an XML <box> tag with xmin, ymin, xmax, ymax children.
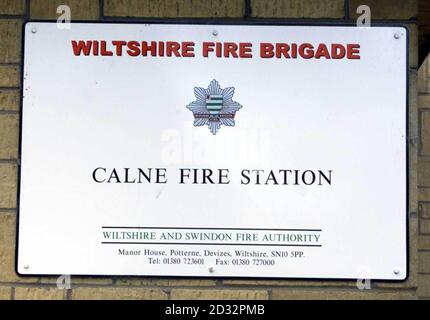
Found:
<box><xmin>0</xmin><ymin>0</ymin><xmax>427</xmax><ymax>300</ymax></box>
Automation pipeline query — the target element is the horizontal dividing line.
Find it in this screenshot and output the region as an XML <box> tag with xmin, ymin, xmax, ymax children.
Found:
<box><xmin>102</xmin><ymin>242</ymin><xmax>321</xmax><ymax>247</ymax></box>
<box><xmin>0</xmin><ymin>63</ymin><xmax>21</xmax><ymax>67</ymax></box>
<box><xmin>417</xmin><ymin>154</ymin><xmax>430</xmax><ymax>159</ymax></box>
<box><xmin>0</xmin><ymin>87</ymin><xmax>20</xmax><ymax>90</ymax></box>
<box><xmin>102</xmin><ymin>226</ymin><xmax>322</xmax><ymax>232</ymax></box>
<box><xmin>0</xmin><ymin>15</ymin><xmax>26</xmax><ymax>18</ymax></box>
<box><xmin>0</xmin><ymin>159</ymin><xmax>18</xmax><ymax>164</ymax></box>
<box><xmin>98</xmin><ymin>16</ymin><xmax>416</xmax><ymax>24</ymax></box>
<box><xmin>0</xmin><ymin>110</ymin><xmax>20</xmax><ymax>115</ymax></box>
<box><xmin>0</xmin><ymin>87</ymin><xmax>20</xmax><ymax>91</ymax></box>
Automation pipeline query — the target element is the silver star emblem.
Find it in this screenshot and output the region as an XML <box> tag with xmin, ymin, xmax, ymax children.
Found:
<box><xmin>186</xmin><ymin>79</ymin><xmax>242</xmax><ymax>135</ymax></box>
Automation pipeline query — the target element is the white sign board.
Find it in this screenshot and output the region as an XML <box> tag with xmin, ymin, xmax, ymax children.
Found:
<box><xmin>18</xmin><ymin>22</ymin><xmax>408</xmax><ymax>280</ymax></box>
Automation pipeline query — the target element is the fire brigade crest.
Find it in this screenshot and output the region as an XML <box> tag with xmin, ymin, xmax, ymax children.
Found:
<box><xmin>186</xmin><ymin>79</ymin><xmax>242</xmax><ymax>135</ymax></box>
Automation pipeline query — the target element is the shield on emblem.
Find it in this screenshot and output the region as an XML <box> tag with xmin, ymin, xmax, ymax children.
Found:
<box><xmin>205</xmin><ymin>94</ymin><xmax>223</xmax><ymax>116</ymax></box>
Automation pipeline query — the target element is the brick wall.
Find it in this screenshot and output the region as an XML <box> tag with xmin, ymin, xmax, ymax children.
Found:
<box><xmin>418</xmin><ymin>55</ymin><xmax>430</xmax><ymax>299</ymax></box>
<box><xmin>0</xmin><ymin>0</ymin><xmax>424</xmax><ymax>300</ymax></box>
